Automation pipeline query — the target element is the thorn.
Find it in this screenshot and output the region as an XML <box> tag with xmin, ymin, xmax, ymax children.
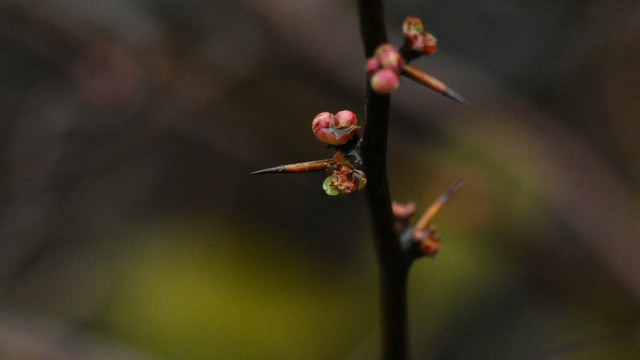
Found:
<box><xmin>401</xmin><ymin>64</ymin><xmax>470</xmax><ymax>106</ymax></box>
<box><xmin>251</xmin><ymin>159</ymin><xmax>336</xmax><ymax>175</ymax></box>
<box><xmin>443</xmin><ymin>88</ymin><xmax>470</xmax><ymax>107</ymax></box>
<box><xmin>250</xmin><ymin>165</ymin><xmax>286</xmax><ymax>175</ymax></box>
<box><xmin>414</xmin><ymin>178</ymin><xmax>463</xmax><ymax>232</ymax></box>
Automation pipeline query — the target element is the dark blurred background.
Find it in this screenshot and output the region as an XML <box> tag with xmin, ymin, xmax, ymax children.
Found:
<box><xmin>1</xmin><ymin>1</ymin><xmax>639</xmax><ymax>359</ymax></box>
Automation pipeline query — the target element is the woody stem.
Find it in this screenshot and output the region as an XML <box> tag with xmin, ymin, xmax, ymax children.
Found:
<box><xmin>358</xmin><ymin>1</ymin><xmax>412</xmax><ymax>359</ymax></box>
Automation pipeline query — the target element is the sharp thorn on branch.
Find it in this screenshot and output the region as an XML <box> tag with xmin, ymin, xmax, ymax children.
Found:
<box><xmin>401</xmin><ymin>64</ymin><xmax>469</xmax><ymax>106</ymax></box>
<box><xmin>250</xmin><ymin>165</ymin><xmax>287</xmax><ymax>175</ymax></box>
<box><xmin>414</xmin><ymin>178</ymin><xmax>463</xmax><ymax>231</ymax></box>
<box><xmin>442</xmin><ymin>88</ymin><xmax>470</xmax><ymax>107</ymax></box>
<box><xmin>251</xmin><ymin>159</ymin><xmax>336</xmax><ymax>175</ymax></box>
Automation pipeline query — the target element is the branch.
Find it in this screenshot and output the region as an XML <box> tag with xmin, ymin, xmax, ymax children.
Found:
<box><xmin>252</xmin><ymin>4</ymin><xmax>465</xmax><ymax>358</ymax></box>
<box><xmin>358</xmin><ymin>1</ymin><xmax>411</xmax><ymax>359</ymax></box>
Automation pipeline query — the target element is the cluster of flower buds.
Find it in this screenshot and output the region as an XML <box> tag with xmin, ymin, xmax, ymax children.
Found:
<box><xmin>323</xmin><ymin>152</ymin><xmax>367</xmax><ymax>196</ymax></box>
<box><xmin>362</xmin><ymin>16</ymin><xmax>468</xmax><ymax>104</ymax></box>
<box><xmin>392</xmin><ymin>200</ymin><xmax>439</xmax><ymax>255</ymax></box>
<box><xmin>313</xmin><ymin>112</ymin><xmax>366</xmax><ymax>195</ymax></box>
<box><xmin>401</xmin><ymin>17</ymin><xmax>437</xmax><ymax>61</ymax></box>
<box><xmin>392</xmin><ymin>179</ymin><xmax>463</xmax><ymax>257</ymax></box>
<box><xmin>392</xmin><ymin>201</ymin><xmax>416</xmax><ymax>233</ymax></box>
<box><xmin>412</xmin><ymin>225</ymin><xmax>441</xmax><ymax>256</ymax></box>
<box><xmin>312</xmin><ymin>110</ymin><xmax>361</xmax><ymax>146</ymax></box>
<box><xmin>365</xmin><ymin>44</ymin><xmax>404</xmax><ymax>95</ymax></box>
<box><xmin>252</xmin><ymin>110</ymin><xmax>366</xmax><ymax>196</ymax></box>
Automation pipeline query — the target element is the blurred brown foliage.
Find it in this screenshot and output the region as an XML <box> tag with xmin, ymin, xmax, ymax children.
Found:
<box><xmin>1</xmin><ymin>1</ymin><xmax>639</xmax><ymax>359</ymax></box>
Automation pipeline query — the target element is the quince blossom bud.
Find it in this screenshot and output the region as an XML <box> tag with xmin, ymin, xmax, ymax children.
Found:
<box><xmin>365</xmin><ymin>58</ymin><xmax>379</xmax><ymax>75</ymax></box>
<box><xmin>312</xmin><ymin>111</ymin><xmax>361</xmax><ymax>146</ymax></box>
<box><xmin>367</xmin><ymin>44</ymin><xmax>404</xmax><ymax>95</ymax></box>
<box><xmin>413</xmin><ymin>227</ymin><xmax>440</xmax><ymax>256</ymax></box>
<box><xmin>334</xmin><ymin>110</ymin><xmax>357</xmax><ymax>128</ymax></box>
<box><xmin>372</xmin><ymin>44</ymin><xmax>403</xmax><ymax>70</ymax></box>
<box><xmin>378</xmin><ymin>49</ymin><xmax>403</xmax><ymax>72</ymax></box>
<box><xmin>402</xmin><ymin>17</ymin><xmax>437</xmax><ymax>57</ymax></box>
<box><xmin>407</xmin><ymin>32</ymin><xmax>437</xmax><ymax>54</ymax></box>
<box><xmin>311</xmin><ymin>112</ymin><xmax>332</xmax><ymax>133</ymax></box>
<box><xmin>322</xmin><ymin>164</ymin><xmax>367</xmax><ymax>196</ymax></box>
<box><xmin>371</xmin><ymin>69</ymin><xmax>400</xmax><ymax>94</ymax></box>
<box><xmin>402</xmin><ymin>17</ymin><xmax>424</xmax><ymax>35</ymax></box>
<box><xmin>374</xmin><ymin>43</ymin><xmax>397</xmax><ymax>58</ymax></box>
<box><xmin>392</xmin><ymin>201</ymin><xmax>416</xmax><ymax>232</ymax></box>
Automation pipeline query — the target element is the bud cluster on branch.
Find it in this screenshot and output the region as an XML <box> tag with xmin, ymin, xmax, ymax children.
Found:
<box><xmin>253</xmin><ymin>9</ymin><xmax>467</xmax><ymax>359</ymax></box>
<box><xmin>252</xmin><ymin>15</ymin><xmax>465</xmax><ymax>253</ymax></box>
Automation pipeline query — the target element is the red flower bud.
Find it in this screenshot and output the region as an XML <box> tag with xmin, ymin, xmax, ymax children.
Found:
<box><xmin>413</xmin><ymin>227</ymin><xmax>440</xmax><ymax>256</ymax></box>
<box><xmin>407</xmin><ymin>32</ymin><xmax>437</xmax><ymax>54</ymax></box>
<box><xmin>311</xmin><ymin>112</ymin><xmax>332</xmax><ymax>133</ymax></box>
<box><xmin>312</xmin><ymin>111</ymin><xmax>361</xmax><ymax>146</ymax></box>
<box><xmin>334</xmin><ymin>110</ymin><xmax>357</xmax><ymax>128</ymax></box>
<box><xmin>402</xmin><ymin>17</ymin><xmax>438</xmax><ymax>56</ymax></box>
<box><xmin>370</xmin><ymin>69</ymin><xmax>400</xmax><ymax>95</ymax></box>
<box><xmin>365</xmin><ymin>58</ymin><xmax>379</xmax><ymax>75</ymax></box>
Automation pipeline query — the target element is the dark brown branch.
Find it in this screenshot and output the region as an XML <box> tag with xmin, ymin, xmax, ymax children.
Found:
<box><xmin>358</xmin><ymin>0</ymin><xmax>388</xmax><ymax>56</ymax></box>
<box><xmin>358</xmin><ymin>1</ymin><xmax>411</xmax><ymax>359</ymax></box>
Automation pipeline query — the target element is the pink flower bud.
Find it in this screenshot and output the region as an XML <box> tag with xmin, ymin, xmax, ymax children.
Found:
<box><xmin>373</xmin><ymin>43</ymin><xmax>397</xmax><ymax>58</ymax></box>
<box><xmin>312</xmin><ymin>111</ymin><xmax>361</xmax><ymax>146</ymax></box>
<box><xmin>367</xmin><ymin>43</ymin><xmax>403</xmax><ymax>92</ymax></box>
<box><xmin>312</xmin><ymin>112</ymin><xmax>333</xmax><ymax>134</ymax></box>
<box><xmin>334</xmin><ymin>110</ymin><xmax>357</xmax><ymax>128</ymax></box>
<box><xmin>378</xmin><ymin>49</ymin><xmax>403</xmax><ymax>72</ymax></box>
<box><xmin>365</xmin><ymin>57</ymin><xmax>379</xmax><ymax>75</ymax></box>
<box><xmin>370</xmin><ymin>69</ymin><xmax>400</xmax><ymax>94</ymax></box>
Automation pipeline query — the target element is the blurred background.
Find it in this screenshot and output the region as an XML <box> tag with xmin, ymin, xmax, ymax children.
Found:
<box><xmin>1</xmin><ymin>0</ymin><xmax>639</xmax><ymax>359</ymax></box>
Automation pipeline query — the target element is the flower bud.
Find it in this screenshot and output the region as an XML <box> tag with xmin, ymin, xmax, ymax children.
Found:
<box><xmin>312</xmin><ymin>111</ymin><xmax>361</xmax><ymax>146</ymax></box>
<box><xmin>402</xmin><ymin>17</ymin><xmax>424</xmax><ymax>35</ymax></box>
<box><xmin>413</xmin><ymin>227</ymin><xmax>440</xmax><ymax>256</ymax></box>
<box><xmin>422</xmin><ymin>32</ymin><xmax>438</xmax><ymax>53</ymax></box>
<box><xmin>365</xmin><ymin>58</ymin><xmax>379</xmax><ymax>75</ymax></box>
<box><xmin>373</xmin><ymin>43</ymin><xmax>397</xmax><ymax>58</ymax></box>
<box><xmin>402</xmin><ymin>17</ymin><xmax>437</xmax><ymax>56</ymax></box>
<box><xmin>367</xmin><ymin>44</ymin><xmax>403</xmax><ymax>94</ymax></box>
<box><xmin>322</xmin><ymin>164</ymin><xmax>367</xmax><ymax>196</ymax></box>
<box><xmin>334</xmin><ymin>110</ymin><xmax>357</xmax><ymax>128</ymax></box>
<box><xmin>370</xmin><ymin>69</ymin><xmax>400</xmax><ymax>95</ymax></box>
<box><xmin>312</xmin><ymin>112</ymin><xmax>332</xmax><ymax>133</ymax></box>
<box><xmin>378</xmin><ymin>49</ymin><xmax>403</xmax><ymax>72</ymax></box>
<box><xmin>407</xmin><ymin>32</ymin><xmax>437</xmax><ymax>54</ymax></box>
<box><xmin>323</xmin><ymin>176</ymin><xmax>342</xmax><ymax>196</ymax></box>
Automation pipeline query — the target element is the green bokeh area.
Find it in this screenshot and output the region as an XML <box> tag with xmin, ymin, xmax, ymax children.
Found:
<box><xmin>92</xmin><ymin>135</ymin><xmax>639</xmax><ymax>359</ymax></box>
<box><xmin>94</xmin><ymin>216</ymin><xmax>639</xmax><ymax>360</ymax></box>
<box><xmin>99</xmin><ymin>220</ymin><xmax>378</xmax><ymax>360</ymax></box>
